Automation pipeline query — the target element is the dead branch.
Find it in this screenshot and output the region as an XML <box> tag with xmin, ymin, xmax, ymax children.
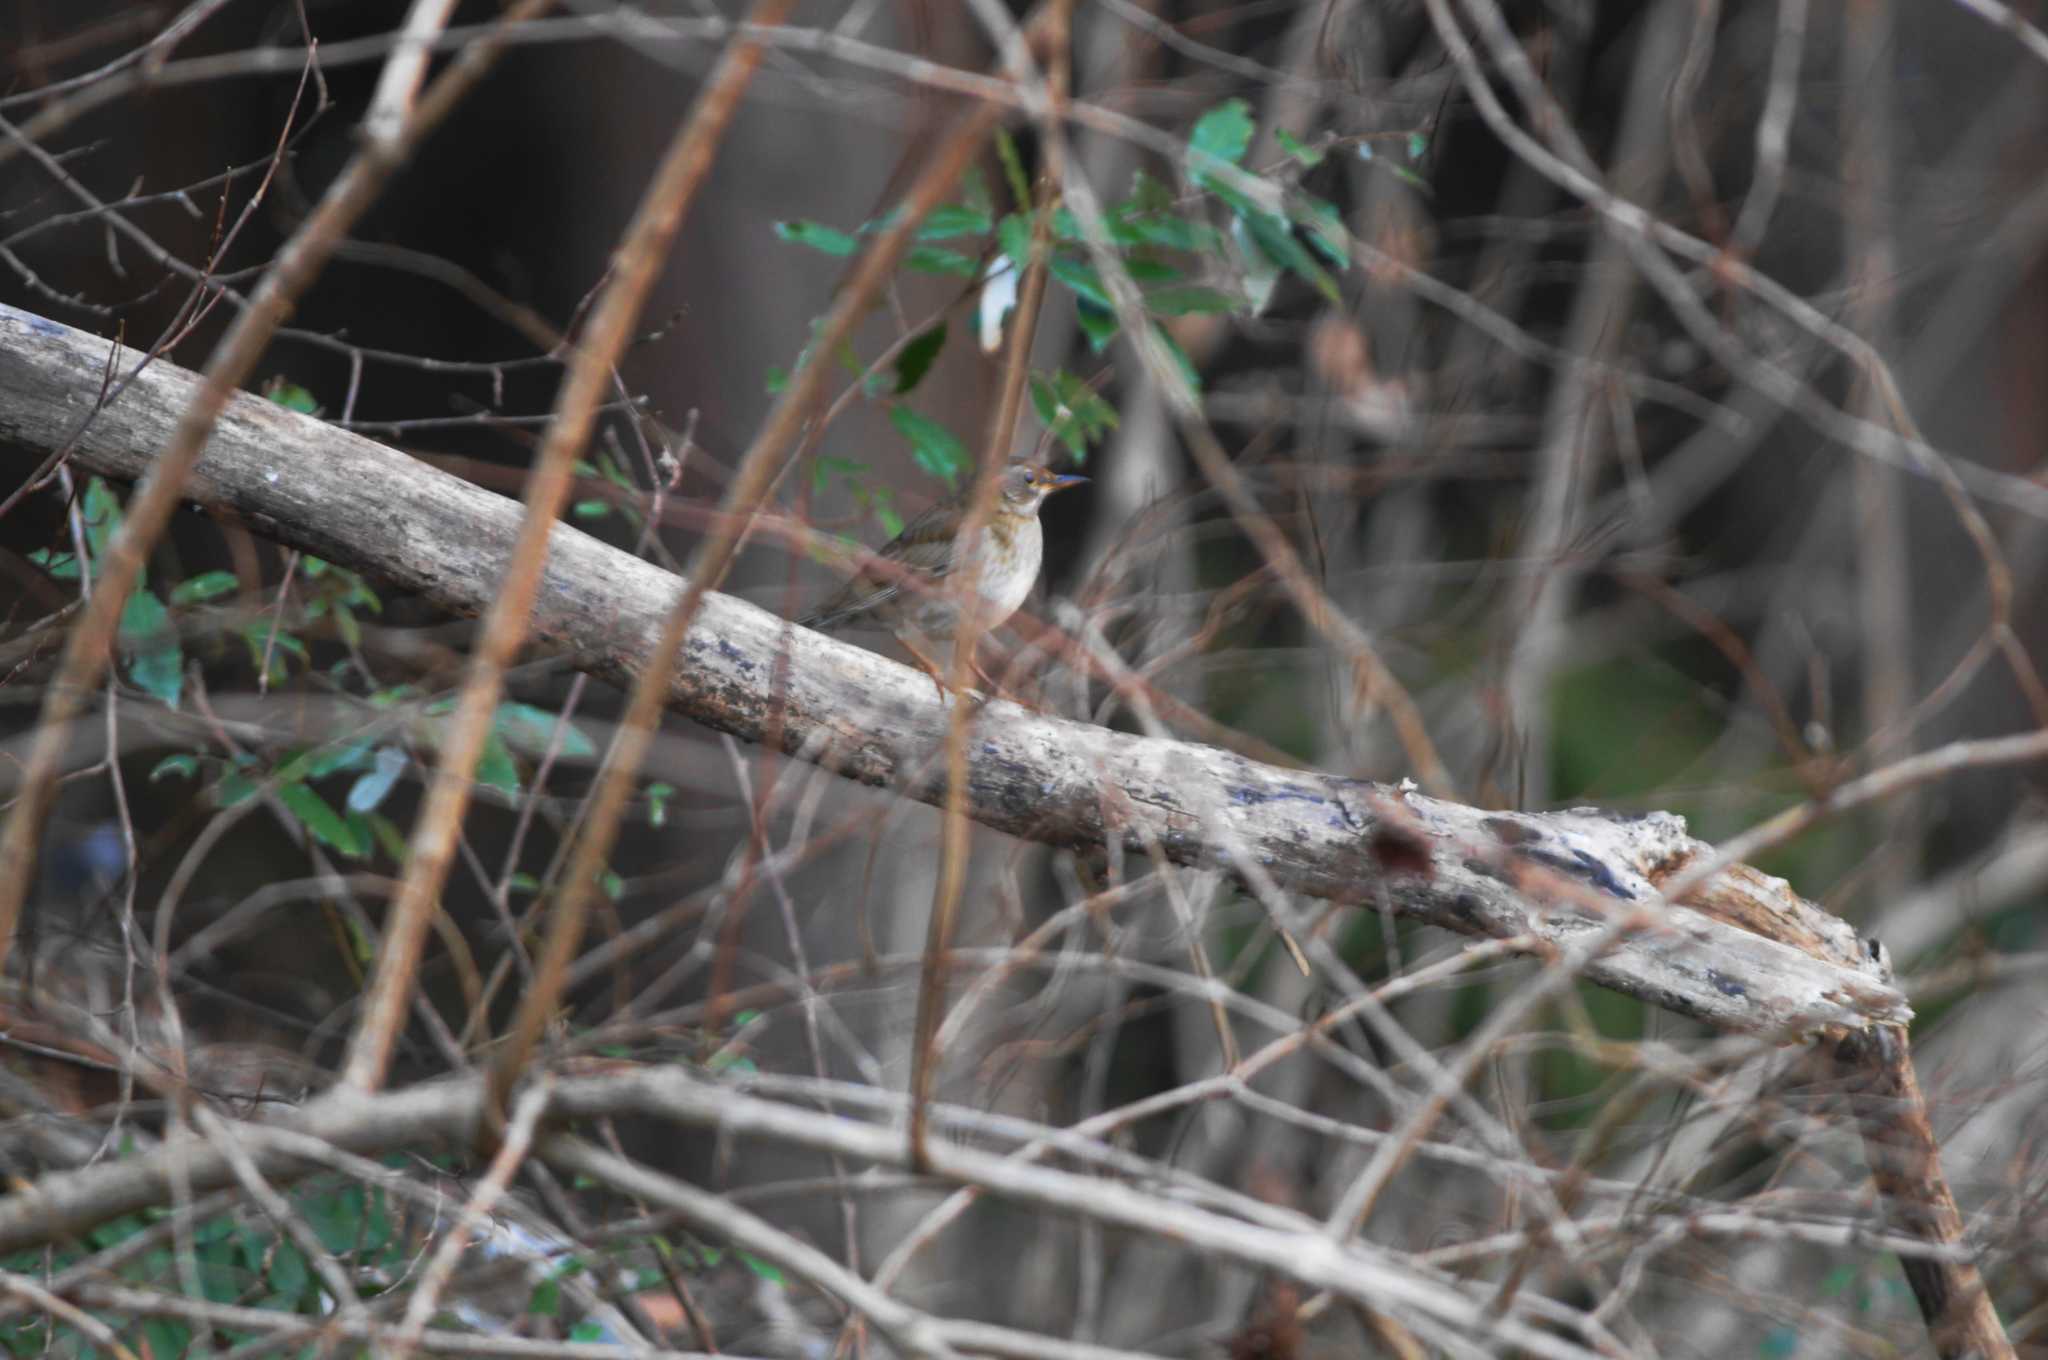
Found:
<box><xmin>0</xmin><ymin>301</ymin><xmax>1908</xmax><ymax>1042</ymax></box>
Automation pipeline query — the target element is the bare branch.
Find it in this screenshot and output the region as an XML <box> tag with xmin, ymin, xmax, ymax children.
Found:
<box><xmin>0</xmin><ymin>302</ymin><xmax>1906</xmax><ymax>1038</ymax></box>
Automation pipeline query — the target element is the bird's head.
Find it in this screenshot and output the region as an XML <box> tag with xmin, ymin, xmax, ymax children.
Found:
<box><xmin>1000</xmin><ymin>463</ymin><xmax>1089</xmax><ymax>513</ymax></box>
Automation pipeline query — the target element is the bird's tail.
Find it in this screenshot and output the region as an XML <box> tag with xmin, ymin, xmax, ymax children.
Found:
<box><xmin>797</xmin><ymin>579</ymin><xmax>896</xmax><ymax>633</ymax></box>
<box><xmin>794</xmin><ymin>593</ymin><xmax>852</xmax><ymax>632</ymax></box>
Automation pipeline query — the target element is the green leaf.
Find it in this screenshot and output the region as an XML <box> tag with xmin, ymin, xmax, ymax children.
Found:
<box><xmin>1028</xmin><ymin>375</ymin><xmax>1059</xmax><ymax>431</ymax></box>
<box><xmin>1408</xmin><ymin>131</ymin><xmax>1428</xmax><ymax>160</ymax></box>
<box><xmin>960</xmin><ymin>166</ymin><xmax>992</xmax><ymax>217</ymax></box>
<box><xmin>892</xmin><ymin>323</ymin><xmax>947</xmax><ymax>394</ymax></box>
<box><xmin>874</xmin><ymin>496</ymin><xmax>904</xmax><ymax>538</ymax></box>
<box><xmin>87</xmin><ymin>1214</ymin><xmax>149</xmax><ymax>1250</ymax></box>
<box><xmin>82</xmin><ymin>477</ymin><xmax>123</xmax><ymax>564</ymax></box>
<box><xmin>1153</xmin><ymin>323</ymin><xmax>1203</xmax><ymax>397</ymax></box>
<box><xmin>1359</xmin><ymin>141</ymin><xmax>1433</xmax><ymax>196</ymax></box>
<box><xmin>1126</xmin><ymin>170</ymin><xmax>1174</xmax><ymax>215</ymax></box>
<box><xmin>362</xmin><ymin>1188</ymin><xmax>395</xmax><ymax>1253</ymax></box>
<box><xmin>572</xmin><ymin>499</ymin><xmax>611</xmax><ymax>520</ymax></box>
<box><xmin>773</xmin><ymin>219</ymin><xmax>859</xmax><ymax>256</ymax></box>
<box><xmin>917</xmin><ymin>204</ymin><xmax>992</xmax><ymax>239</ymax></box>
<box><xmin>151</xmin><ymin>754</ymin><xmax>199</xmax><ymax>782</ymax></box>
<box><xmin>118</xmin><ymin>586</ymin><xmax>170</xmax><ymax>643</ymax></box>
<box><xmin>121</xmin><ymin>591</ymin><xmax>182</xmax><ymax>708</ymax></box>
<box><xmin>646</xmin><ymin>781</ymin><xmax>675</xmax><ymax>829</ymax></box>
<box><xmin>303</xmin><ymin>1190</ymin><xmax>361</xmax><ymax>1257</ymax></box>
<box><xmin>1115</xmin><ymin>173</ymin><xmax>1216</xmax><ymax>249</ymax></box>
<box><xmin>903</xmin><ymin>245</ymin><xmax>978</xmax><ymax>277</ymax></box>
<box><xmin>1048</xmin><ymin>253</ymin><xmax>1113</xmax><ymax>308</ymax></box>
<box><xmin>1120</xmin><ymin>212</ymin><xmax>1220</xmax><ymax>254</ymax></box>
<box><xmin>27</xmin><ymin>548</ymin><xmax>80</xmax><ymax>581</ymax></box>
<box><xmin>1029</xmin><ymin>370</ymin><xmax>1118</xmax><ymax>461</ymax></box>
<box><xmin>214</xmin><ymin>770</ymin><xmax>260</xmax><ymax>808</ymax></box>
<box><xmin>569</xmin><ymin>1323</ymin><xmax>609</xmax><ymax>1344</ymax></box>
<box><xmin>1188</xmin><ymin>98</ymin><xmax>1255</xmax><ymax>171</ymax></box>
<box><xmin>198</xmin><ymin>1238</ymin><xmax>246</xmax><ymax>1301</ymax></box>
<box><xmin>474</xmin><ymin>733</ymin><xmax>520</xmax><ymax>797</ymax></box>
<box><xmin>995</xmin><ymin>129</ymin><xmax>1032</xmax><ymax>210</ymax></box>
<box><xmin>367</xmin><ymin>813</ymin><xmax>408</xmax><ymax>863</ymax></box>
<box><xmin>278</xmin><ymin>783</ymin><xmax>366</xmax><ymax>858</ymax></box>
<box><xmin>333</xmin><ymin>602</ymin><xmax>361</xmax><ymax>649</ymax></box>
<box><xmin>1296</xmin><ymin>195</ymin><xmax>1350</xmax><ymax>267</ymax></box>
<box><xmin>239</xmin><ymin>621</ymin><xmax>306</xmax><ymax>684</ymax></box>
<box><xmin>192</xmin><ymin>1212</ymin><xmax>236</xmax><ymax>1245</ymax></box>
<box><xmin>272</xmin><ymin>747</ymin><xmax>317</xmax><ymax>786</ymax></box>
<box><xmin>1074</xmin><ymin>296</ymin><xmax>1118</xmax><ymax>352</ymax></box>
<box><xmin>344</xmin><ymin>808</ymin><xmax>377</xmax><ymax>864</ymax></box>
<box><xmin>529</xmin><ymin>1278</ymin><xmax>561</xmax><ymax>1318</ymax></box>
<box><xmin>1275</xmin><ymin>128</ymin><xmax>1324</xmax><ymax>166</ymax></box>
<box><xmin>234</xmin><ymin>1224</ymin><xmax>269</xmax><ymax>1271</ymax></box>
<box><xmin>596</xmin><ymin>449</ymin><xmax>635</xmax><ymax>490</ymax></box>
<box><xmin>1122</xmin><ymin>258</ymin><xmax>1183</xmax><ymax>284</ymax></box>
<box><xmin>995</xmin><ymin>213</ymin><xmax>1033</xmax><ymax>272</ymax></box>
<box><xmin>268</xmin><ymin>1243</ymin><xmax>310</xmax><ymax>1301</ymax></box>
<box><xmin>600</xmin><ymin>869</ymin><xmax>625</xmax><ymax>902</ymax></box>
<box><xmin>169</xmin><ymin>569</ymin><xmax>239</xmax><ymax>605</ymax></box>
<box><xmin>263</xmin><ymin>379</ymin><xmax>321</xmax><ymax>414</ymax></box>
<box><xmin>811</xmin><ymin>455</ymin><xmax>867</xmax><ymax>495</ymax></box>
<box><xmin>509</xmin><ymin>872</ymin><xmax>542</xmax><ymax>894</ymax></box>
<box><xmin>305</xmin><ymin>739</ymin><xmax>375</xmax><ymax>779</ymax></box>
<box><xmin>1235</xmin><ymin>206</ymin><xmax>1338</xmax><ymax>302</ymax></box>
<box><xmin>494</xmin><ymin>701</ymin><xmax>598</xmax><ymax>759</ymax></box>
<box><xmin>738</xmin><ymin>1251</ymin><xmax>785</xmax><ymax>1285</ymax></box>
<box><xmin>764</xmin><ymin>365</ymin><xmax>788</xmax><ymax>395</ymax></box>
<box><xmin>1145</xmin><ymin>284</ymin><xmax>1242</xmax><ymax>316</ymax></box>
<box><xmin>142</xmin><ymin>1319</ymin><xmax>192</xmax><ymax>1360</ymax></box>
<box><xmin>889</xmin><ymin>406</ymin><xmax>966</xmax><ymax>486</ymax></box>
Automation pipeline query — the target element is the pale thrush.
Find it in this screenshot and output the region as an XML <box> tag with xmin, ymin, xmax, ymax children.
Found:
<box><xmin>797</xmin><ymin>463</ymin><xmax>1087</xmax><ymax>695</ymax></box>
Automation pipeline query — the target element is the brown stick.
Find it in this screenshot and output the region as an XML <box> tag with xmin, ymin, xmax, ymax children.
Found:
<box><xmin>345</xmin><ymin>1</ymin><xmax>796</xmax><ymax>1094</ymax></box>
<box><xmin>489</xmin><ymin>9</ymin><xmax>1029</xmax><ymax>1121</ymax></box>
<box><xmin>1831</xmin><ymin>1024</ymin><xmax>2014</xmax><ymax>1360</ymax></box>
<box><xmin>910</xmin><ymin>0</ymin><xmax>1073</xmax><ymax>1173</ymax></box>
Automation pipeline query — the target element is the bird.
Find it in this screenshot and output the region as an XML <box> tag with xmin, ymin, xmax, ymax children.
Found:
<box><xmin>796</xmin><ymin>462</ymin><xmax>1087</xmax><ymax>696</ymax></box>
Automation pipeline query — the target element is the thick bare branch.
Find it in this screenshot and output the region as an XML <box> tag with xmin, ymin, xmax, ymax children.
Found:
<box><xmin>0</xmin><ymin>302</ymin><xmax>1906</xmax><ymax>1039</ymax></box>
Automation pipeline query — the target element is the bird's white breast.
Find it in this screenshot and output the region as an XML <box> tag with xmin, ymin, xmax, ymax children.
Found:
<box><xmin>979</xmin><ymin>515</ymin><xmax>1041</xmax><ymax>620</ymax></box>
<box><xmin>898</xmin><ymin>514</ymin><xmax>1041</xmax><ymax>640</ymax></box>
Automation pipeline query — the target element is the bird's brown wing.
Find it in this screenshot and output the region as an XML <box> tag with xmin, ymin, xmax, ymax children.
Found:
<box><xmin>796</xmin><ymin>497</ymin><xmax>960</xmax><ymax>630</ymax></box>
<box><xmin>878</xmin><ymin>498</ymin><xmax>964</xmax><ymax>579</ymax></box>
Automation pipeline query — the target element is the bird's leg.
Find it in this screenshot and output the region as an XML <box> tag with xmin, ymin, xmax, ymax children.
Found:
<box><xmin>897</xmin><ymin>634</ymin><xmax>952</xmax><ymax>701</ymax></box>
<box><xmin>966</xmin><ymin>645</ymin><xmax>1010</xmax><ymax>704</ymax></box>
